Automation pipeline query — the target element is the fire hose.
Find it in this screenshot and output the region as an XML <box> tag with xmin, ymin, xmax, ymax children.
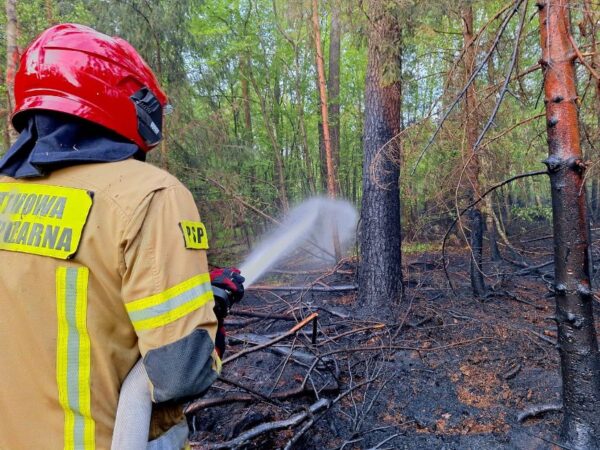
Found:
<box><xmin>111</xmin><ymin>286</ymin><xmax>238</xmax><ymax>450</ymax></box>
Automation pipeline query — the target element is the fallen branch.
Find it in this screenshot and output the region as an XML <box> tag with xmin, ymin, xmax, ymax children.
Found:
<box><xmin>502</xmin><ymin>363</ymin><xmax>522</xmax><ymax>380</ymax></box>
<box><xmin>520</xmin><ymin>234</ymin><xmax>553</xmax><ymax>244</ymax></box>
<box><xmin>248</xmin><ymin>284</ymin><xmax>357</xmax><ymax>292</ymax></box>
<box><xmin>229</xmin><ymin>309</ymin><xmax>296</xmax><ymax>321</ymax></box>
<box><xmin>184</xmin><ymin>381</ymin><xmax>339</xmax><ymax>414</ymax></box>
<box><xmin>366</xmin><ymin>433</ymin><xmax>401</xmax><ymax>450</ymax></box>
<box><xmin>269</xmin><ymin>268</ymin><xmax>354</xmax><ymax>275</ymax></box>
<box><xmin>319</xmin><ymin>336</ymin><xmax>495</xmax><ymax>358</ymax></box>
<box><xmin>280</xmin><ymin>377</ymin><xmax>383</xmax><ymax>449</ymax></box>
<box><xmin>514</xmin><ymin>260</ymin><xmax>554</xmax><ymax>276</ymax></box>
<box><xmin>228</xmin><ymin>333</ymin><xmax>317</xmax><ymax>365</ymax></box>
<box><xmin>282</xmin><ymin>418</ymin><xmax>316</xmax><ymax>450</ymax></box>
<box><xmin>517</xmin><ymin>402</ymin><xmax>562</xmax><ymax>422</ymax></box>
<box><xmin>499</xmin><ymin>290</ymin><xmax>545</xmax><ymax>310</ymax></box>
<box><xmin>222</xmin><ymin>313</ymin><xmax>318</xmax><ymax>364</ymax></box>
<box><xmin>528</xmin><ymin>329</ymin><xmax>556</xmax><ymax>346</ymax></box>
<box><xmin>194</xmin><ymin>398</ymin><xmax>330</xmax><ymax>449</ymax></box>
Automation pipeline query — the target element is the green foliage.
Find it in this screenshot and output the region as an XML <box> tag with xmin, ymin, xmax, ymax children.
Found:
<box><xmin>403</xmin><ymin>241</ymin><xmax>441</xmax><ymax>254</ymax></box>
<box><xmin>511</xmin><ymin>205</ymin><xmax>552</xmax><ymax>224</ymax></box>
<box><xmin>0</xmin><ymin>0</ymin><xmax>598</xmax><ymax>252</ymax></box>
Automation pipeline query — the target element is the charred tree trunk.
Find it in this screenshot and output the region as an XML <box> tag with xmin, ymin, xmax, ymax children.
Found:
<box><xmin>5</xmin><ymin>0</ymin><xmax>19</xmax><ymax>147</ymax></box>
<box><xmin>358</xmin><ymin>0</ymin><xmax>403</xmax><ymax>305</ymax></box>
<box><xmin>539</xmin><ymin>1</ymin><xmax>600</xmax><ymax>448</ymax></box>
<box><xmin>469</xmin><ymin>208</ymin><xmax>485</xmax><ymax>293</ymax></box>
<box><xmin>461</xmin><ymin>4</ymin><xmax>486</xmax><ymax>296</ymax></box>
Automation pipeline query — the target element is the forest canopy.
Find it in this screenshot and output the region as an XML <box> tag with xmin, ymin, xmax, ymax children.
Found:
<box><xmin>4</xmin><ymin>0</ymin><xmax>596</xmax><ymax>255</ymax></box>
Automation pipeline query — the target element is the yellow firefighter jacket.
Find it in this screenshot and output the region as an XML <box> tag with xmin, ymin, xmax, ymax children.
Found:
<box><xmin>0</xmin><ymin>159</ymin><xmax>220</xmax><ymax>450</ymax></box>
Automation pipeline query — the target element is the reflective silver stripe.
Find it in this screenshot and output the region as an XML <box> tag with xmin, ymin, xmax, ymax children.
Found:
<box><xmin>56</xmin><ymin>266</ymin><xmax>95</xmax><ymax>449</ymax></box>
<box><xmin>125</xmin><ymin>274</ymin><xmax>214</xmax><ymax>332</ymax></box>
<box><xmin>127</xmin><ymin>281</ymin><xmax>213</xmax><ymax>323</ymax></box>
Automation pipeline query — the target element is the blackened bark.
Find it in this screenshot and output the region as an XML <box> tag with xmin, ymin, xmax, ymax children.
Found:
<box><xmin>539</xmin><ymin>1</ymin><xmax>600</xmax><ymax>448</ymax></box>
<box><xmin>469</xmin><ymin>215</ymin><xmax>485</xmax><ymax>296</ymax></box>
<box><xmin>461</xmin><ymin>4</ymin><xmax>485</xmax><ymax>296</ymax></box>
<box><xmin>358</xmin><ymin>0</ymin><xmax>403</xmax><ymax>305</ymax></box>
<box><xmin>469</xmin><ymin>209</ymin><xmax>486</xmax><ymax>294</ymax></box>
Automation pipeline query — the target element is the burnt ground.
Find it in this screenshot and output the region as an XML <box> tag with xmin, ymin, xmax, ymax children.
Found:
<box><xmin>187</xmin><ymin>237</ymin><xmax>600</xmax><ymax>450</ymax></box>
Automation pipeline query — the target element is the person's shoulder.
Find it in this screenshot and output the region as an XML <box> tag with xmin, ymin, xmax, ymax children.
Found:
<box><xmin>48</xmin><ymin>160</ymin><xmax>191</xmax><ymax>218</ymax></box>
<box><xmin>110</xmin><ymin>159</ymin><xmax>185</xmax><ymax>190</ymax></box>
<box><xmin>61</xmin><ymin>159</ymin><xmax>186</xmax><ymax>193</ymax></box>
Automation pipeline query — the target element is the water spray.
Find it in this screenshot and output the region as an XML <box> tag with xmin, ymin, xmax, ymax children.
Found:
<box><xmin>240</xmin><ymin>197</ymin><xmax>358</xmax><ymax>286</ymax></box>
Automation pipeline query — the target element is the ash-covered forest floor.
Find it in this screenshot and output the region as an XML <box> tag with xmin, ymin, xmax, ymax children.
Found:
<box><xmin>187</xmin><ymin>231</ymin><xmax>600</xmax><ymax>450</ymax></box>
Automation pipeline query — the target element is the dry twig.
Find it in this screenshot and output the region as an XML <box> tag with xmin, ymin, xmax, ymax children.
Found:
<box><xmin>222</xmin><ymin>313</ymin><xmax>318</xmax><ymax>364</ymax></box>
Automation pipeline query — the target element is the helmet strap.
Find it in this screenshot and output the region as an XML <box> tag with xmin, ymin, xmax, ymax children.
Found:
<box><xmin>130</xmin><ymin>88</ymin><xmax>163</xmax><ymax>148</ymax></box>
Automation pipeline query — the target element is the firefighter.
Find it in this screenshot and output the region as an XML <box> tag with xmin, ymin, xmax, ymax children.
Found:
<box><xmin>0</xmin><ymin>23</ymin><xmax>244</xmax><ymax>449</ymax></box>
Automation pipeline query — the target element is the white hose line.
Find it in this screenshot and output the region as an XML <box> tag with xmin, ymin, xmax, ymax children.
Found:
<box><xmin>111</xmin><ymin>359</ymin><xmax>152</xmax><ymax>450</ymax></box>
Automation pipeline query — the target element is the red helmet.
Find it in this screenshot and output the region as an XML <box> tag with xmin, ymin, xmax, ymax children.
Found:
<box><xmin>12</xmin><ymin>23</ymin><xmax>167</xmax><ymax>152</ymax></box>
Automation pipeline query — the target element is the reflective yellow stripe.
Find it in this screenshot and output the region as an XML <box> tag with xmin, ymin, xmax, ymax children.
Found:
<box><xmin>56</xmin><ymin>267</ymin><xmax>95</xmax><ymax>450</ymax></box>
<box><xmin>125</xmin><ymin>273</ymin><xmax>214</xmax><ymax>332</ymax></box>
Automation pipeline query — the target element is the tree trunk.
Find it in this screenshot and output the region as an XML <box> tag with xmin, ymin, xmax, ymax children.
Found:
<box><xmin>312</xmin><ymin>0</ymin><xmax>337</xmax><ymax>199</ymax></box>
<box><xmin>461</xmin><ymin>4</ymin><xmax>485</xmax><ymax>296</ymax></box>
<box><xmin>5</xmin><ymin>0</ymin><xmax>19</xmax><ymax>147</ymax></box>
<box><xmin>484</xmin><ymin>197</ymin><xmax>501</xmax><ymax>262</ymax></box>
<box><xmin>239</xmin><ymin>56</ymin><xmax>254</xmax><ymax>147</ymax></box>
<box><xmin>45</xmin><ymin>0</ymin><xmax>55</xmax><ymax>24</ymax></box>
<box><xmin>312</xmin><ymin>0</ymin><xmax>341</xmax><ymax>260</ymax></box>
<box><xmin>358</xmin><ymin>0</ymin><xmax>403</xmax><ymax>306</ymax></box>
<box><xmin>539</xmin><ymin>1</ymin><xmax>600</xmax><ymax>448</ymax></box>
<box><xmin>328</xmin><ymin>0</ymin><xmax>341</xmax><ymax>193</ymax></box>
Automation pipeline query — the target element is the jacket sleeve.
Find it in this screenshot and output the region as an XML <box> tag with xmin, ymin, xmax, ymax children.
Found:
<box><xmin>120</xmin><ymin>183</ymin><xmax>220</xmax><ymax>403</ymax></box>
